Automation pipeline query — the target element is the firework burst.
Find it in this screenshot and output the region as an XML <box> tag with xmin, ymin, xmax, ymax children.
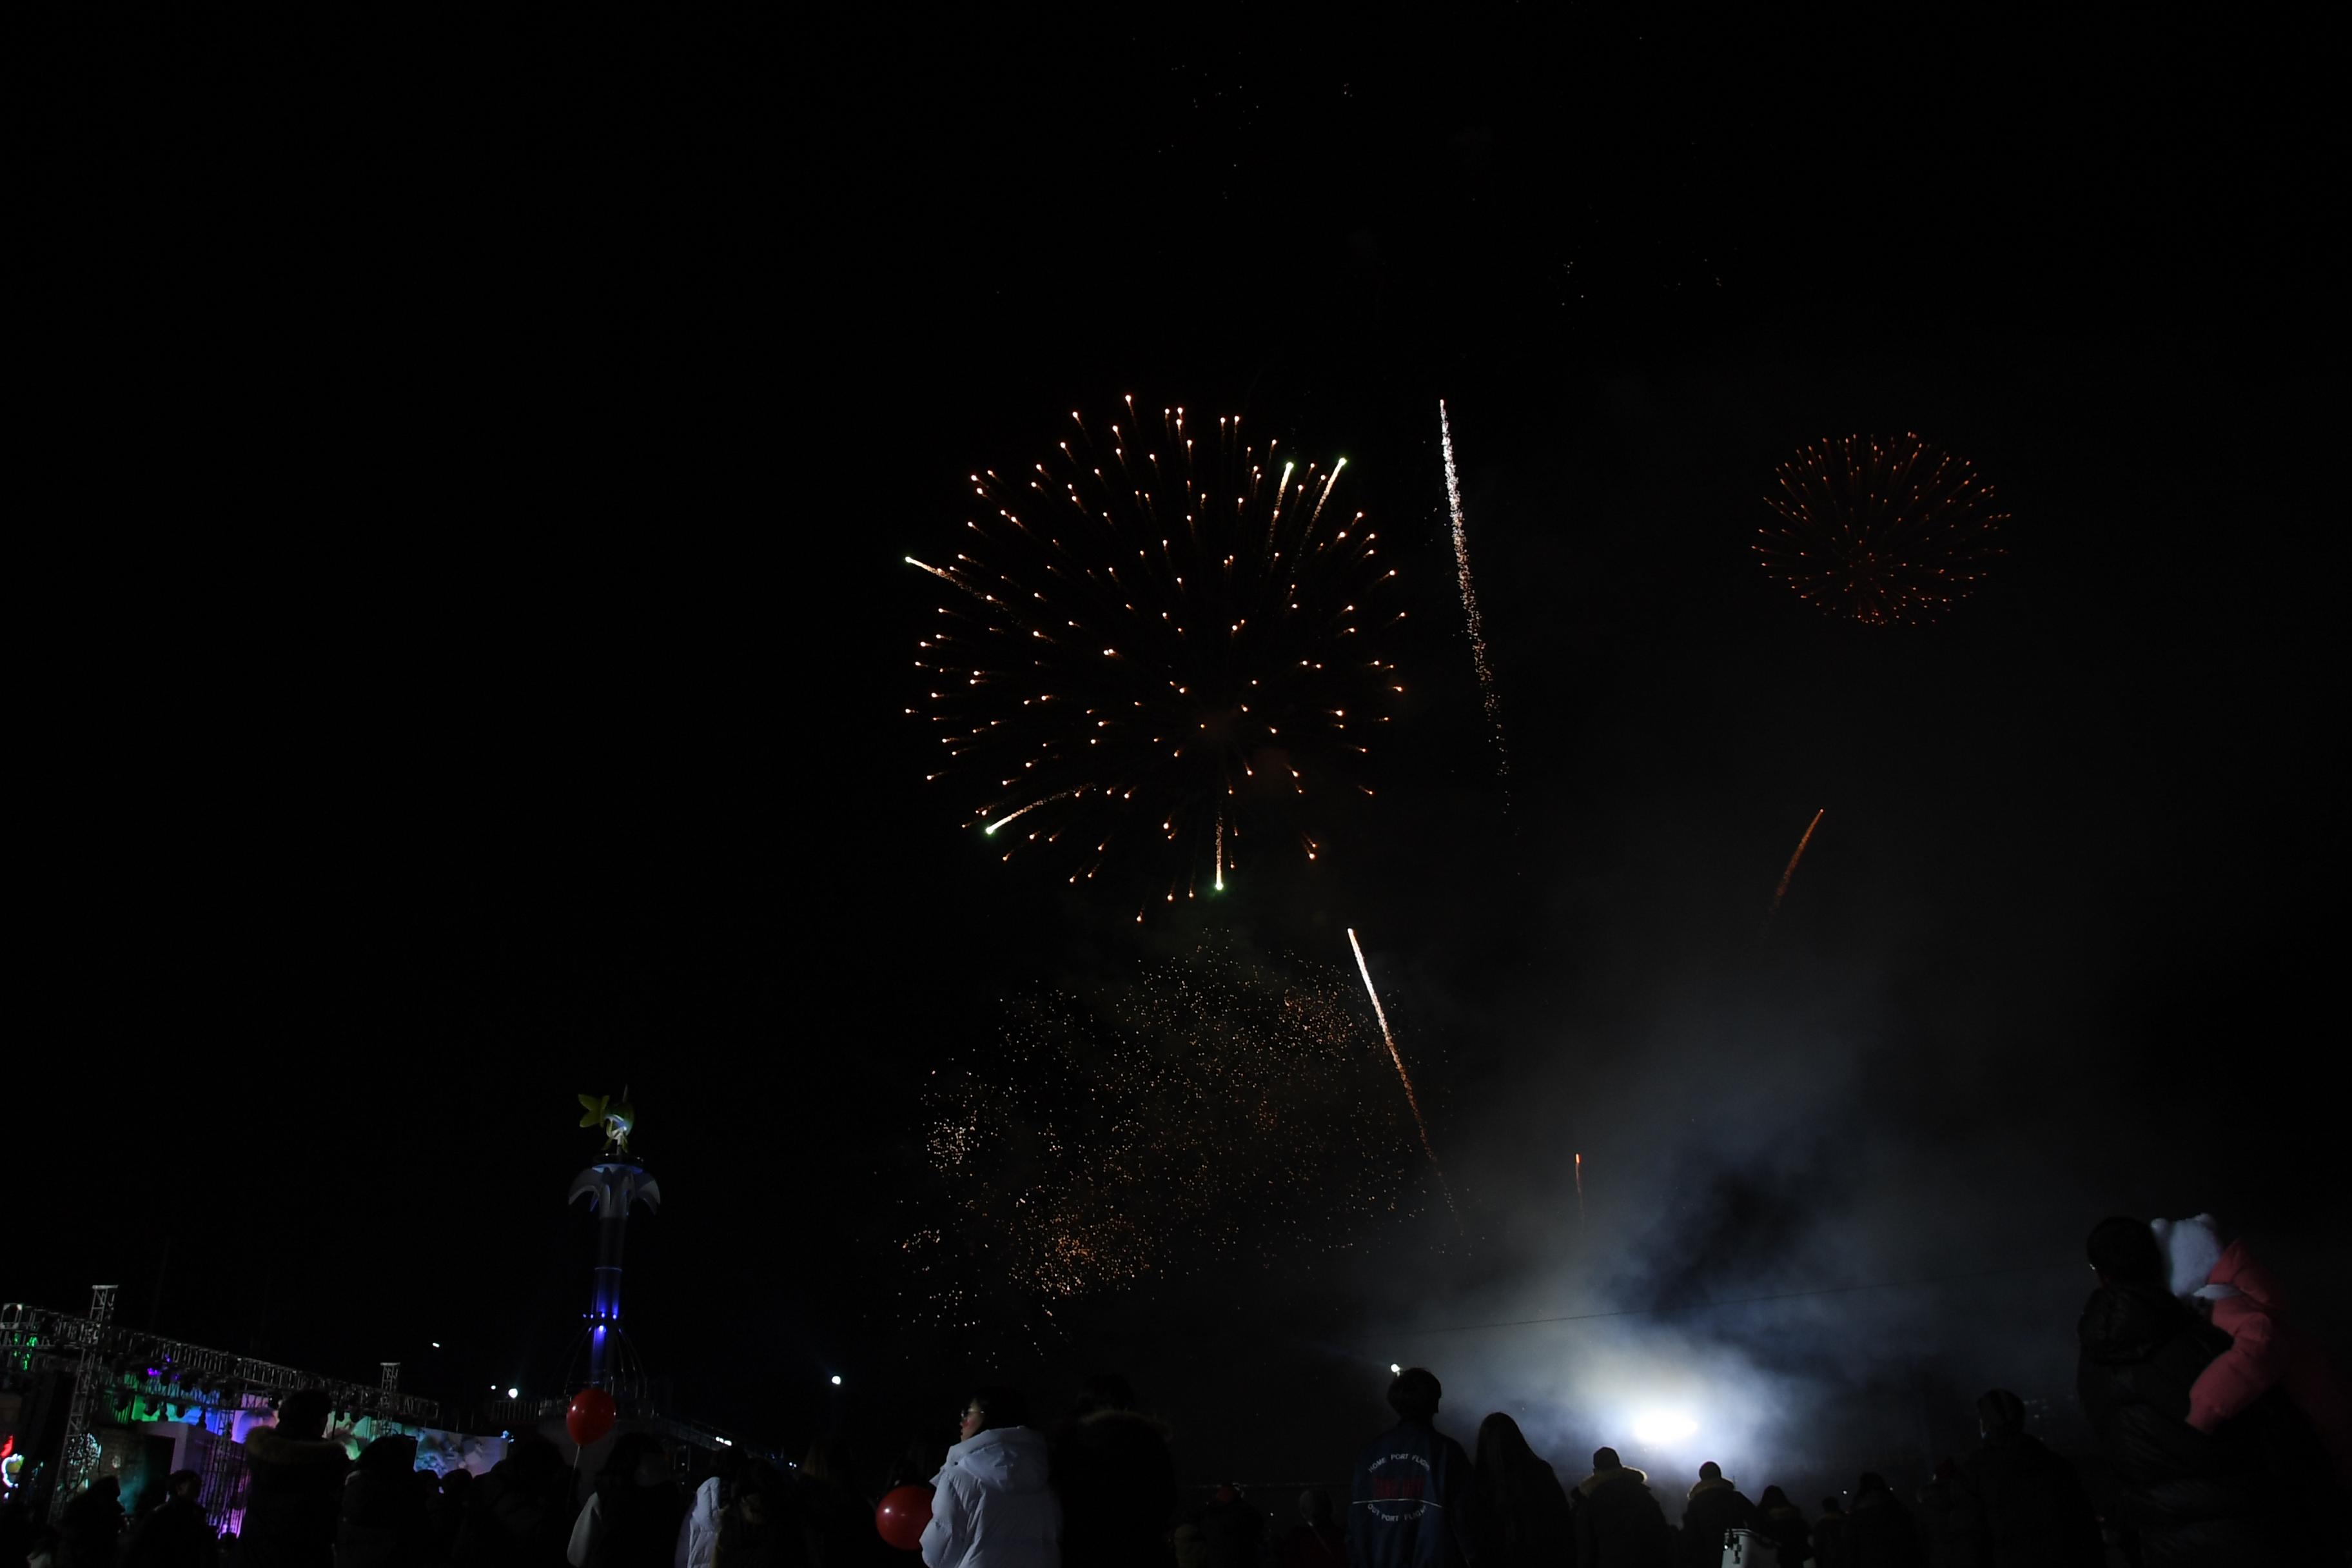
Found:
<box><xmin>1756</xmin><ymin>433</ymin><xmax>2007</xmax><ymax>625</ymax></box>
<box><xmin>909</xmin><ymin>399</ymin><xmax>1404</xmax><ymax>916</ymax></box>
<box><xmin>911</xmin><ymin>941</ymin><xmax>1428</xmax><ymax>1322</ymax></box>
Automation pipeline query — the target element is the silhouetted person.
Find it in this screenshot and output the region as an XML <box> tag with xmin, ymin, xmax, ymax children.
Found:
<box><xmin>1571</xmin><ymin>1449</ymin><xmax>1668</xmax><ymax>1568</ymax></box>
<box><xmin>1470</xmin><ymin>1413</ymin><xmax>1571</xmax><ymax>1568</ymax></box>
<box><xmin>1912</xmin><ymin>1462</ymin><xmax>1974</xmax><ymax>1568</ymax></box>
<box><xmin>2152</xmin><ymin>1213</ymin><xmax>2352</xmax><ymax>1483</ymax></box>
<box><xmin>430</xmin><ymin>1471</ymin><xmax>473</xmax><ymax>1565</ymax></box>
<box><xmin>127</xmin><ymin>1472</ymin><xmax>219</xmax><ymax>1568</ymax></box>
<box><xmin>794</xmin><ymin>1440</ymin><xmax>886</xmax><ymax>1568</ymax></box>
<box><xmin>59</xmin><ymin>1476</ymin><xmax>125</xmax><ymax>1568</ymax></box>
<box><xmin>1750</xmin><ymin>1489</ymin><xmax>1807</xmax><ymax>1568</ymax></box>
<box><xmin>920</xmin><ymin>1386</ymin><xmax>1060</xmax><ymax>1568</ymax></box>
<box><xmin>714</xmin><ymin>1462</ymin><xmax>807</xmax><ymax>1568</ymax></box>
<box><xmin>456</xmin><ymin>1436</ymin><xmax>571</xmax><ymax>1568</ymax></box>
<box><xmin>339</xmin><ymin>1437</ymin><xmax>429</xmax><ymax>1568</ymax></box>
<box><xmin>1276</xmin><ymin>1491</ymin><xmax>1344</xmax><ymax>1568</ymax></box>
<box><xmin>1847</xmin><ymin>1474</ymin><xmax>1921</xmax><ymax>1567</ymax></box>
<box><xmin>569</xmin><ymin>1436</ymin><xmax>684</xmax><ymax>1568</ymax></box>
<box><xmin>2077</xmin><ymin>1213</ymin><xmax>2326</xmax><ymax>1564</ymax></box>
<box><xmin>1810</xmin><ymin>1498</ymin><xmax>1855</xmax><ymax>1568</ymax></box>
<box><xmin>244</xmin><ymin>1395</ymin><xmax>348</xmax><ymax>1568</ymax></box>
<box><xmin>1183</xmin><ymin>1486</ymin><xmax>1264</xmax><ymax>1568</ymax></box>
<box><xmin>1</xmin><ymin>1491</ymin><xmax>39</xmax><ymax>1568</ymax></box>
<box><xmin>1052</xmin><ymin>1374</ymin><xmax>1175</xmax><ymax>1568</ymax></box>
<box><xmin>1954</xmin><ymin>1390</ymin><xmax>2099</xmax><ymax>1567</ymax></box>
<box><xmin>1675</xmin><ymin>1462</ymin><xmax>1757</xmax><ymax>1568</ymax></box>
<box><xmin>1348</xmin><ymin>1367</ymin><xmax>1471</xmax><ymax>1568</ymax></box>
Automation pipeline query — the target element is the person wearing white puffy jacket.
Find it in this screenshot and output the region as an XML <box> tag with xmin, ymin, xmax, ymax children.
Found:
<box><xmin>921</xmin><ymin>1387</ymin><xmax>1062</xmax><ymax>1568</ymax></box>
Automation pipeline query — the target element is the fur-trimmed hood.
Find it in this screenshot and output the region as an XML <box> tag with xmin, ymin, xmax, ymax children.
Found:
<box><xmin>1577</xmin><ymin>1465</ymin><xmax>1647</xmax><ymax>1497</ymax></box>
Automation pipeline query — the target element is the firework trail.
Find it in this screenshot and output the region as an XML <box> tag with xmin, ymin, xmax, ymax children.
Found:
<box><xmin>1347</xmin><ymin>927</ymin><xmax>1462</xmax><ymax>1233</ymax></box>
<box><xmin>1439</xmin><ymin>400</ymin><xmax>1508</xmax><ymax>781</ymax></box>
<box><xmin>1768</xmin><ymin>807</ymin><xmax>1826</xmax><ymax>917</ymax></box>
<box><xmin>1574</xmin><ymin>1151</ymin><xmax>1584</xmax><ymax>1227</ymax></box>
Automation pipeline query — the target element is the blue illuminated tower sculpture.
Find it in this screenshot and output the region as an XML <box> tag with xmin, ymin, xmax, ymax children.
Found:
<box><xmin>567</xmin><ymin>1093</ymin><xmax>658</xmax><ymax>1398</ymax></box>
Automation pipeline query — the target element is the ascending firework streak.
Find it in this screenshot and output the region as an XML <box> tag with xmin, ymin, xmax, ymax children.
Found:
<box><xmin>1574</xmin><ymin>1152</ymin><xmax>1584</xmax><ymax>1227</ymax></box>
<box><xmin>1440</xmin><ymin>401</ymin><xmax>1507</xmax><ymax>780</ymax></box>
<box><xmin>1769</xmin><ymin>808</ymin><xmax>1826</xmax><ymax>916</ymax></box>
<box><xmin>1347</xmin><ymin>928</ymin><xmax>1462</xmax><ymax>1233</ymax></box>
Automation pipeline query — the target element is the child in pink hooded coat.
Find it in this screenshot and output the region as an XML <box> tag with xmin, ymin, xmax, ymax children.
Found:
<box><xmin>2153</xmin><ymin>1214</ymin><xmax>2352</xmax><ymax>1484</ymax></box>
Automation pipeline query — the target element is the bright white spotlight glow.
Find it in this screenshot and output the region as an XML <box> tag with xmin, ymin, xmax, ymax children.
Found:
<box><xmin>1389</xmin><ymin>1363</ymin><xmax>1402</xmax><ymax>1375</ymax></box>
<box><xmin>505</xmin><ymin>1387</ymin><xmax>518</xmax><ymax>1400</ymax></box>
<box><xmin>1631</xmin><ymin>1412</ymin><xmax>1698</xmax><ymax>1445</ymax></box>
<box><xmin>830</xmin><ymin>1375</ymin><xmax>843</xmax><ymax>1387</ymax></box>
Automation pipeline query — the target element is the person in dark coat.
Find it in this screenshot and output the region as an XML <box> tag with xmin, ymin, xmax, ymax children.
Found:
<box><xmin>1469</xmin><ymin>1413</ymin><xmax>1571</xmax><ymax>1568</ymax></box>
<box><xmin>1955</xmin><ymin>1391</ymin><xmax>2100</xmax><ymax>1567</ymax></box>
<box><xmin>0</xmin><ymin>1493</ymin><xmax>39</xmax><ymax>1568</ymax></box>
<box><xmin>1809</xmin><ymin>1498</ymin><xmax>1855</xmax><ymax>1568</ymax></box>
<box><xmin>1275</xmin><ymin>1490</ymin><xmax>1344</xmax><ymax>1568</ymax></box>
<box><xmin>712</xmin><ymin>1462</ymin><xmax>806</xmax><ymax>1568</ymax></box>
<box><xmin>1847</xmin><ymin>1474</ymin><xmax>1921</xmax><ymax>1567</ymax></box>
<box><xmin>338</xmin><ymin>1438</ymin><xmax>429</xmax><ymax>1568</ymax></box>
<box><xmin>244</xmin><ymin>1394</ymin><xmax>350</xmax><ymax>1568</ymax></box>
<box><xmin>1750</xmin><ymin>1489</ymin><xmax>1807</xmax><ymax>1568</ymax></box>
<box><xmin>58</xmin><ymin>1476</ymin><xmax>126</xmax><ymax>1568</ymax></box>
<box><xmin>1675</xmin><ymin>1463</ymin><xmax>1758</xmax><ymax>1568</ymax></box>
<box><xmin>790</xmin><ymin>1441</ymin><xmax>885</xmax><ymax>1568</ymax></box>
<box><xmin>1571</xmin><ymin>1449</ymin><xmax>1669</xmax><ymax>1568</ymax></box>
<box><xmin>455</xmin><ymin>1438</ymin><xmax>572</xmax><ymax>1568</ymax></box>
<box><xmin>126</xmin><ymin>1472</ymin><xmax>221</xmax><ymax>1568</ymax></box>
<box><xmin>1051</xmin><ymin>1374</ymin><xmax>1177</xmax><ymax>1568</ymax></box>
<box><xmin>1912</xmin><ymin>1462</ymin><xmax>1974</xmax><ymax>1568</ymax></box>
<box><xmin>569</xmin><ymin>1437</ymin><xmax>683</xmax><ymax>1568</ymax></box>
<box><xmin>2075</xmin><ymin>1215</ymin><xmax>2328</xmax><ymax>1565</ymax></box>
<box><xmin>429</xmin><ymin>1471</ymin><xmax>473</xmax><ymax>1565</ymax></box>
<box><xmin>1348</xmin><ymin>1369</ymin><xmax>1473</xmax><ymax>1568</ymax></box>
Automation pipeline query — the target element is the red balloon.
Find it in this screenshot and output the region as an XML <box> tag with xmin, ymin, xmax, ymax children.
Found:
<box><xmin>874</xmin><ymin>1485</ymin><xmax>931</xmax><ymax>1553</ymax></box>
<box><xmin>565</xmin><ymin>1387</ymin><xmax>616</xmax><ymax>1447</ymax></box>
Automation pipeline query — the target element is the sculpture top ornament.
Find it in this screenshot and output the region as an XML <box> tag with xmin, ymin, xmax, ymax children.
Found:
<box><xmin>578</xmin><ymin>1090</ymin><xmax>636</xmax><ymax>1157</ymax></box>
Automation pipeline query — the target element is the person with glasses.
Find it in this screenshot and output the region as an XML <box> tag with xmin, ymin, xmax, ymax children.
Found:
<box><xmin>921</xmin><ymin>1387</ymin><xmax>1060</xmax><ymax>1568</ymax></box>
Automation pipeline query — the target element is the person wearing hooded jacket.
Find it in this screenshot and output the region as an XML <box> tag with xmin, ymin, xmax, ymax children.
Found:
<box><xmin>243</xmin><ymin>1393</ymin><xmax>350</xmax><ymax>1568</ymax></box>
<box><xmin>1571</xmin><ymin>1449</ymin><xmax>1668</xmax><ymax>1568</ymax></box>
<box><xmin>1845</xmin><ymin>1474</ymin><xmax>1921</xmax><ymax>1566</ymax></box>
<box><xmin>2075</xmin><ymin>1214</ymin><xmax>2327</xmax><ymax>1566</ymax></box>
<box><xmin>2151</xmin><ymin>1213</ymin><xmax>2352</xmax><ymax>1484</ymax></box>
<box><xmin>1749</xmin><ymin>1489</ymin><xmax>1807</xmax><ymax>1568</ymax></box>
<box><xmin>337</xmin><ymin>1438</ymin><xmax>430</xmax><ymax>1568</ymax></box>
<box><xmin>1050</xmin><ymin>1374</ymin><xmax>1176</xmax><ymax>1568</ymax></box>
<box><xmin>1674</xmin><ymin>1463</ymin><xmax>1757</xmax><ymax>1568</ymax></box>
<box><xmin>1808</xmin><ymin>1498</ymin><xmax>1855</xmax><ymax>1568</ymax></box>
<box><xmin>1953</xmin><ymin>1390</ymin><xmax>2099</xmax><ymax>1567</ymax></box>
<box><xmin>1347</xmin><ymin>1367</ymin><xmax>1471</xmax><ymax>1568</ymax></box>
<box><xmin>921</xmin><ymin>1386</ymin><xmax>1061</xmax><ymax>1568</ymax></box>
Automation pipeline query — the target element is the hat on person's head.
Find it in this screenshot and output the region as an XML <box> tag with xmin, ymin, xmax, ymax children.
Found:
<box><xmin>1977</xmin><ymin>1389</ymin><xmax>2026</xmax><ymax>1437</ymax></box>
<box><xmin>2086</xmin><ymin>1216</ymin><xmax>2164</xmax><ymax>1284</ymax></box>
<box><xmin>2150</xmin><ymin>1215</ymin><xmax>2231</xmax><ymax>1299</ymax></box>
<box><xmin>1592</xmin><ymin>1447</ymin><xmax>1622</xmax><ymax>1471</ymax></box>
<box><xmin>1386</xmin><ymin>1367</ymin><xmax>1442</xmax><ymax>1423</ymax></box>
<box><xmin>1698</xmin><ymin>1462</ymin><xmax>1721</xmax><ymax>1482</ymax></box>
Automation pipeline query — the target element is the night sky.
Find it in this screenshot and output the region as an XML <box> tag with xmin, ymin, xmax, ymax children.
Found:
<box><xmin>17</xmin><ymin>9</ymin><xmax>2338</xmax><ymax>1498</ymax></box>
